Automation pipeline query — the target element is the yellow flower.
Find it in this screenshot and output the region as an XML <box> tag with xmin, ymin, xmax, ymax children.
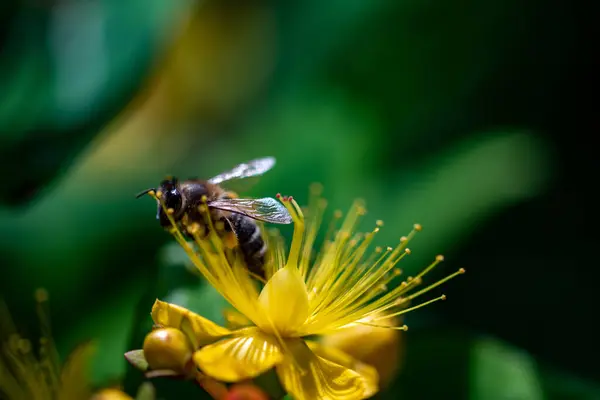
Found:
<box><xmin>149</xmin><ymin>184</ymin><xmax>464</xmax><ymax>400</ymax></box>
<box><xmin>0</xmin><ymin>290</ymin><xmax>134</xmax><ymax>400</ymax></box>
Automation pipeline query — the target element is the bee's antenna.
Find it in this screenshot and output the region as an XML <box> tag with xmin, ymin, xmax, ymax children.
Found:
<box><xmin>135</xmin><ymin>188</ymin><xmax>155</xmax><ymax>199</ymax></box>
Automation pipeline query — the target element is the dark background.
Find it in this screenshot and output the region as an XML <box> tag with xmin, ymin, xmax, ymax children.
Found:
<box><xmin>1</xmin><ymin>0</ymin><xmax>597</xmax><ymax>398</ymax></box>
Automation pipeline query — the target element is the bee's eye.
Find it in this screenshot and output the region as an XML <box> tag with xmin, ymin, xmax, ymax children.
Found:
<box><xmin>165</xmin><ymin>189</ymin><xmax>182</xmax><ymax>211</ymax></box>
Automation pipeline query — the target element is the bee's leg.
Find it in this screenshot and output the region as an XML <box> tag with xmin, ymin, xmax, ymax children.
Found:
<box><xmin>217</xmin><ymin>216</ymin><xmax>239</xmax><ymax>249</ymax></box>
<box><xmin>179</xmin><ymin>211</ymin><xmax>208</xmax><ymax>239</ymax></box>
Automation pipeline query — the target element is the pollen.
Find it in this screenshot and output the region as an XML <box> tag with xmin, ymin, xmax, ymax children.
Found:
<box><xmin>186</xmin><ymin>223</ymin><xmax>202</xmax><ymax>235</ymax></box>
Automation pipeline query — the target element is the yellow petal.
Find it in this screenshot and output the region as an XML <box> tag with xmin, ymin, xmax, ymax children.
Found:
<box><xmin>307</xmin><ymin>341</ymin><xmax>379</xmax><ymax>398</ymax></box>
<box><xmin>151</xmin><ymin>300</ymin><xmax>231</xmax><ymax>348</ymax></box>
<box><xmin>258</xmin><ymin>267</ymin><xmax>309</xmax><ymax>335</ymax></box>
<box><xmin>276</xmin><ymin>339</ymin><xmax>367</xmax><ymax>400</ymax></box>
<box><xmin>223</xmin><ymin>308</ymin><xmax>253</xmax><ymax>330</ymax></box>
<box><xmin>320</xmin><ymin>317</ymin><xmax>401</xmax><ymax>387</ymax></box>
<box><xmin>193</xmin><ymin>328</ymin><xmax>283</xmax><ymax>382</ymax></box>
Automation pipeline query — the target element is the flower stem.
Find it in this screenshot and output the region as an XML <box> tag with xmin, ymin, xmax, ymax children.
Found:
<box><xmin>195</xmin><ymin>375</ymin><xmax>229</xmax><ymax>400</ymax></box>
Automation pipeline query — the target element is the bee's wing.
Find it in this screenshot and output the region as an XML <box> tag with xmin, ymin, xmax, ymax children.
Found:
<box><xmin>207</xmin><ymin>157</ymin><xmax>276</xmax><ymax>185</ymax></box>
<box><xmin>208</xmin><ymin>197</ymin><xmax>292</xmax><ymax>224</ymax></box>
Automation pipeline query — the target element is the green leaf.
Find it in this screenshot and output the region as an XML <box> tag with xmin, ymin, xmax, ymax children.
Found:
<box><xmin>470</xmin><ymin>336</ymin><xmax>543</xmax><ymax>400</ymax></box>
<box><xmin>124</xmin><ymin>350</ymin><xmax>149</xmax><ymax>372</ymax></box>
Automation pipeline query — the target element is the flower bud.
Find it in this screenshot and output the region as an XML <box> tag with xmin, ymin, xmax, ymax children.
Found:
<box><xmin>143</xmin><ymin>328</ymin><xmax>193</xmax><ymax>372</ymax></box>
<box><xmin>321</xmin><ymin>317</ymin><xmax>403</xmax><ymax>387</ymax></box>
<box><xmin>91</xmin><ymin>388</ymin><xmax>133</xmax><ymax>400</ymax></box>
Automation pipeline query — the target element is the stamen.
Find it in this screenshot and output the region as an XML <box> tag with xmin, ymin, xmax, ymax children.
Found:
<box><xmin>357</xmin><ymin>321</ymin><xmax>409</xmax><ymax>331</ymax></box>
<box><xmin>265</xmin><ymin>228</ymin><xmax>286</xmax><ymax>278</ymax></box>
<box><xmin>34</xmin><ymin>288</ymin><xmax>61</xmax><ymax>388</ymax></box>
<box><xmin>404</xmin><ymin>269</ymin><xmax>465</xmax><ymax>301</ymax></box>
<box><xmin>299</xmin><ymin>190</ymin><xmax>328</xmax><ymax>279</ymax></box>
<box><xmin>278</xmin><ymin>196</ymin><xmax>305</xmax><ymax>270</ymax></box>
<box><xmin>248</xmin><ymin>271</ymin><xmax>268</xmax><ymax>284</ymax></box>
<box><xmin>302</xmin><ymin>219</ymin><xmax>456</xmax><ymax>335</ymax></box>
<box><xmin>373</xmin><ymin>295</ymin><xmax>447</xmax><ymax>321</ymax></box>
<box><xmin>323</xmin><ymin>210</ymin><xmax>343</xmax><ymax>246</ymax></box>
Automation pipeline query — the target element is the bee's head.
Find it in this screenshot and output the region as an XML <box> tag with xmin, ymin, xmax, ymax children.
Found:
<box><xmin>136</xmin><ymin>177</ymin><xmax>184</xmax><ymax>227</ymax></box>
<box><xmin>154</xmin><ymin>177</ymin><xmax>183</xmax><ymax>225</ymax></box>
<box><xmin>158</xmin><ymin>177</ymin><xmax>183</xmax><ymax>210</ymax></box>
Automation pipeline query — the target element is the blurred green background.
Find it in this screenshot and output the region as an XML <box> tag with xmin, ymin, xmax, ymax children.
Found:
<box><xmin>1</xmin><ymin>0</ymin><xmax>597</xmax><ymax>399</ymax></box>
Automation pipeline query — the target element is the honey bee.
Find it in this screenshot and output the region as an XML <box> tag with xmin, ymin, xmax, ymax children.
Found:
<box><xmin>136</xmin><ymin>157</ymin><xmax>291</xmax><ymax>278</ymax></box>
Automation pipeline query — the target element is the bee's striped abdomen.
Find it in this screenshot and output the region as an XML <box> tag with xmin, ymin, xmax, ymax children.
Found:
<box><xmin>229</xmin><ymin>213</ymin><xmax>267</xmax><ymax>278</ymax></box>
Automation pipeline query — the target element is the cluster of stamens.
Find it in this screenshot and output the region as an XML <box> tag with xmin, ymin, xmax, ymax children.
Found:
<box><xmin>272</xmin><ymin>185</ymin><xmax>466</xmax><ymax>335</ymax></box>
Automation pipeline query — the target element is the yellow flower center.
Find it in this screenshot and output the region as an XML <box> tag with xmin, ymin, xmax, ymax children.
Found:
<box><xmin>257</xmin><ymin>265</ymin><xmax>309</xmax><ymax>336</ymax></box>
